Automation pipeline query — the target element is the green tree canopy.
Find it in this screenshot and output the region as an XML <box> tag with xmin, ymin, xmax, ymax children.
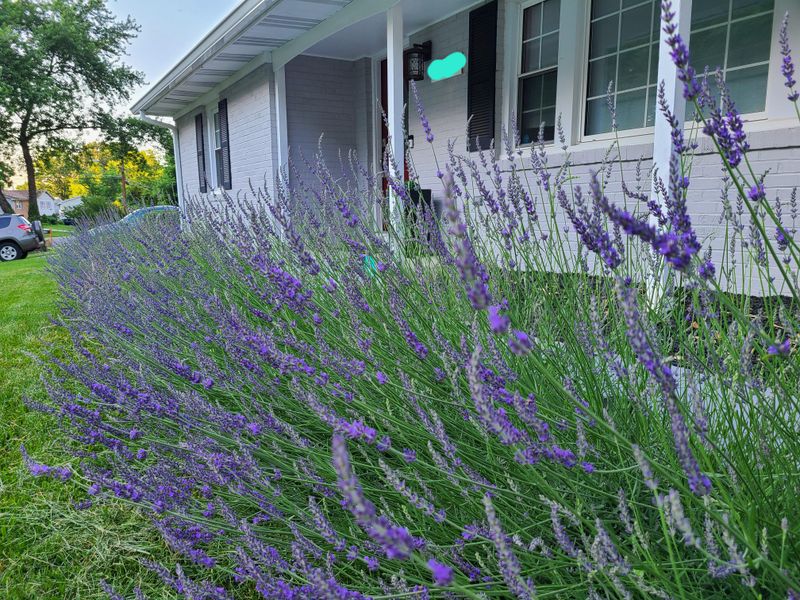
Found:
<box><xmin>0</xmin><ymin>0</ymin><xmax>143</xmax><ymax>219</ymax></box>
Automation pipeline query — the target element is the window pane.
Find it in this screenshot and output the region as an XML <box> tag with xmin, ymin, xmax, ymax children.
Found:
<box><xmin>690</xmin><ymin>24</ymin><xmax>726</xmax><ymax>71</ymax></box>
<box><xmin>692</xmin><ymin>0</ymin><xmax>729</xmax><ymax>30</ymax></box>
<box><xmin>620</xmin><ymin>3</ymin><xmax>652</xmax><ymax>50</ymax></box>
<box><xmin>648</xmin><ymin>42</ymin><xmax>658</xmax><ymax>84</ymax></box>
<box><xmin>590</xmin><ymin>14</ymin><xmax>619</xmax><ymax>57</ymax></box>
<box><xmin>522</xmin><ymin>3</ymin><xmax>542</xmax><ymax>40</ymax></box>
<box><xmin>541</xmin><ymin>107</ymin><xmax>556</xmax><ymax>140</ymax></box>
<box><xmin>520</xmin><ymin>75</ymin><xmax>543</xmax><ymax>112</ymax></box>
<box><xmin>651</xmin><ymin>0</ymin><xmax>660</xmax><ymax>34</ymax></box>
<box><xmin>521</xmin><ymin>111</ymin><xmax>547</xmax><ymax>144</ymax></box>
<box><xmin>727</xmin><ymin>14</ymin><xmax>772</xmax><ymax>68</ymax></box>
<box><xmin>542</xmin><ymin>0</ymin><xmax>561</xmax><ymax>33</ymax></box>
<box><xmin>519</xmin><ymin>69</ymin><xmax>557</xmax><ymax>142</ymax></box>
<box><xmin>616</xmin><ymin>88</ymin><xmax>647</xmax><ymax>130</ymax></box>
<box><xmin>618</xmin><ymin>46</ymin><xmax>649</xmax><ymax>90</ymax></box>
<box><xmin>213</xmin><ymin>113</ymin><xmax>221</xmax><ymax>149</ymax></box>
<box><xmin>522</xmin><ymin>39</ymin><xmax>540</xmax><ymax>73</ymax></box>
<box><xmin>585</xmin><ymin>97</ymin><xmax>613</xmax><ymax>134</ymax></box>
<box><xmin>540</xmin><ymin>32</ymin><xmax>559</xmax><ymax>68</ymax></box>
<box><xmin>731</xmin><ymin>0</ymin><xmax>773</xmax><ymax>20</ymax></box>
<box><xmin>541</xmin><ymin>70</ymin><xmax>558</xmax><ymax>106</ymax></box>
<box><xmin>645</xmin><ymin>85</ymin><xmax>657</xmax><ymax>127</ymax></box>
<box><xmin>592</xmin><ymin>0</ymin><xmax>619</xmax><ymax>19</ymax></box>
<box><xmin>726</xmin><ymin>64</ymin><xmax>769</xmax><ymax>113</ymax></box>
<box><xmin>588</xmin><ymin>55</ymin><xmax>616</xmax><ymax>97</ymax></box>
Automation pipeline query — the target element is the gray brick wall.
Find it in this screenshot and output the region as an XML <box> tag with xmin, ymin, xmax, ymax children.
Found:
<box><xmin>285</xmin><ymin>55</ymin><xmax>359</xmax><ymax>185</ymax></box>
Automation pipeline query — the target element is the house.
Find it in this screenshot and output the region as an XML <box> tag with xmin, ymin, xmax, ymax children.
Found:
<box><xmin>1</xmin><ymin>190</ymin><xmax>60</xmax><ymax>218</ymax></box>
<box><xmin>59</xmin><ymin>196</ymin><xmax>84</xmax><ymax>217</ymax></box>
<box><xmin>131</xmin><ymin>0</ymin><xmax>799</xmax><ymax>293</ymax></box>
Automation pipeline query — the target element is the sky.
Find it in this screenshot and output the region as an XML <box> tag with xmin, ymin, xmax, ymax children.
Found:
<box><xmin>108</xmin><ymin>0</ymin><xmax>241</xmax><ymax>106</ymax></box>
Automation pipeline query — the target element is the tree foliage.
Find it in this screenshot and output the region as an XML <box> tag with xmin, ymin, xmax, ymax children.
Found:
<box><xmin>0</xmin><ymin>0</ymin><xmax>143</xmax><ymax>219</ymax></box>
<box><xmin>29</xmin><ymin>140</ymin><xmax>177</xmax><ymax>218</ymax></box>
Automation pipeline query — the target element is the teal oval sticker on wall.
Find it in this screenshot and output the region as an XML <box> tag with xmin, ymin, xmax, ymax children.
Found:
<box><xmin>427</xmin><ymin>52</ymin><xmax>466</xmax><ymax>82</ymax></box>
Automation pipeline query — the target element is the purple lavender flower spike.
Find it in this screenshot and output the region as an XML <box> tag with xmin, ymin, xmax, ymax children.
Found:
<box><xmin>411</xmin><ymin>81</ymin><xmax>434</xmax><ymax>143</ymax></box>
<box><xmin>780</xmin><ymin>13</ymin><xmax>799</xmax><ymax>102</ymax></box>
<box><xmin>331</xmin><ymin>435</ymin><xmax>414</xmax><ymax>560</ymax></box>
<box><xmin>508</xmin><ymin>330</ymin><xmax>533</xmax><ymax>356</ymax></box>
<box><xmin>20</xmin><ymin>445</ymin><xmax>71</xmax><ymax>481</ymax></box>
<box><xmin>748</xmin><ymin>183</ymin><xmax>766</xmax><ymax>202</ymax></box>
<box><xmin>618</xmin><ymin>284</ymin><xmax>711</xmax><ymax>495</ymax></box>
<box><xmin>427</xmin><ymin>559</ymin><xmax>454</xmax><ymax>586</ymax></box>
<box><xmin>442</xmin><ymin>167</ymin><xmax>493</xmax><ymax>310</ymax></box>
<box><xmin>767</xmin><ymin>338</ymin><xmax>791</xmax><ymax>356</ymax></box>
<box><xmin>483</xmin><ymin>494</ymin><xmax>534</xmax><ymax>599</ymax></box>
<box><xmin>488</xmin><ymin>304</ymin><xmax>510</xmax><ymax>334</ymax></box>
<box><xmin>662</xmin><ymin>1</ymin><xmax>701</xmax><ymax>100</ymax></box>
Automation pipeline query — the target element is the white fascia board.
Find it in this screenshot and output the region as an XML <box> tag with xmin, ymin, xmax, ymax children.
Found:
<box><xmin>130</xmin><ymin>0</ymin><xmax>278</xmax><ymax>115</ymax></box>
<box><xmin>272</xmin><ymin>0</ymin><xmax>400</xmax><ymax>70</ymax></box>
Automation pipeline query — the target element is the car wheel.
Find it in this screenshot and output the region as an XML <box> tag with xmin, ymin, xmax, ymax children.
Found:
<box><xmin>0</xmin><ymin>241</ymin><xmax>22</xmax><ymax>261</ymax></box>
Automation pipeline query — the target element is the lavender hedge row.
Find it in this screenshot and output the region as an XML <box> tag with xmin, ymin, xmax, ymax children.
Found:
<box><xmin>27</xmin><ymin>5</ymin><xmax>800</xmax><ymax>599</ymax></box>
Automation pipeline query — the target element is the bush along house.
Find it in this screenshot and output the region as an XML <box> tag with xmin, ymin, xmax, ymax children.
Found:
<box><xmin>132</xmin><ymin>0</ymin><xmax>799</xmax><ymax>295</ymax></box>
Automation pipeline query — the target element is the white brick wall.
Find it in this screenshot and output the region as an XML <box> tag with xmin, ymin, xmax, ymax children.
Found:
<box><xmin>175</xmin><ymin>66</ymin><xmax>276</xmax><ymax>204</ymax></box>
<box><xmin>226</xmin><ymin>65</ymin><xmax>275</xmax><ymax>196</ymax></box>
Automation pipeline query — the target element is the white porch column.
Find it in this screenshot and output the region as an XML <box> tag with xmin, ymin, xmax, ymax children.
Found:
<box><xmin>649</xmin><ymin>0</ymin><xmax>691</xmax><ymax>303</ymax></box>
<box><xmin>274</xmin><ymin>65</ymin><xmax>289</xmax><ymax>178</ymax></box>
<box><xmin>386</xmin><ymin>2</ymin><xmax>404</xmax><ymax>241</ymax></box>
<box><xmin>651</xmin><ymin>0</ymin><xmax>691</xmax><ymax>187</ymax></box>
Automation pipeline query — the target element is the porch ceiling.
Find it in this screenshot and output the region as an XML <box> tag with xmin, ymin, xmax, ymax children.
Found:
<box><xmin>131</xmin><ymin>0</ymin><xmax>354</xmax><ymax>117</ymax></box>
<box><xmin>305</xmin><ymin>0</ymin><xmax>479</xmax><ymax>61</ymax></box>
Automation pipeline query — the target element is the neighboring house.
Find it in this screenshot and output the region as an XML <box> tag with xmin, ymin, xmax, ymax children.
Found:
<box><xmin>131</xmin><ymin>0</ymin><xmax>798</xmax><ymax>293</ymax></box>
<box><xmin>1</xmin><ymin>190</ymin><xmax>59</xmax><ymax>218</ymax></box>
<box><xmin>59</xmin><ymin>196</ymin><xmax>84</xmax><ymax>216</ymax></box>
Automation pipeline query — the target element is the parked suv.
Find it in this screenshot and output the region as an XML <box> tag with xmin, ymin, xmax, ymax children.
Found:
<box><xmin>0</xmin><ymin>215</ymin><xmax>45</xmax><ymax>261</ymax></box>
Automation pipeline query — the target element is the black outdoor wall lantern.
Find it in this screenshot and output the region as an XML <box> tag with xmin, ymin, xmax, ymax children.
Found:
<box><xmin>405</xmin><ymin>41</ymin><xmax>432</xmax><ymax>81</ymax></box>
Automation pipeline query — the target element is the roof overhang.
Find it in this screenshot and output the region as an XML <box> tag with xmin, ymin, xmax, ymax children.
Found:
<box><xmin>131</xmin><ymin>0</ymin><xmax>354</xmax><ymax>117</ymax></box>
<box><xmin>132</xmin><ymin>0</ymin><xmax>484</xmax><ymax>118</ymax></box>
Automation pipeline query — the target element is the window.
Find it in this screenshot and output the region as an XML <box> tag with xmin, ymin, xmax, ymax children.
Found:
<box><xmin>690</xmin><ymin>0</ymin><xmax>774</xmax><ymax>114</ymax></box>
<box><xmin>213</xmin><ymin>110</ymin><xmax>223</xmax><ymax>188</ymax></box>
<box><xmin>585</xmin><ymin>0</ymin><xmax>660</xmax><ymax>135</ymax></box>
<box><xmin>519</xmin><ymin>0</ymin><xmax>560</xmax><ymax>144</ymax></box>
<box><xmin>14</xmin><ymin>201</ymin><xmax>22</xmax><ymax>210</ymax></box>
<box><xmin>0</xmin><ymin>216</ymin><xmax>10</xmax><ymax>229</ymax></box>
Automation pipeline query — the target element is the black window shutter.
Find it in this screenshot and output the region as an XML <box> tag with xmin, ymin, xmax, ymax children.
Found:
<box><xmin>218</xmin><ymin>98</ymin><xmax>232</xmax><ymax>190</ymax></box>
<box><xmin>467</xmin><ymin>0</ymin><xmax>498</xmax><ymax>152</ymax></box>
<box><xmin>195</xmin><ymin>113</ymin><xmax>207</xmax><ymax>193</ymax></box>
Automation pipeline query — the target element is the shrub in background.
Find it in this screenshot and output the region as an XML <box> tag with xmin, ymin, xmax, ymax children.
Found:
<box><xmin>26</xmin><ymin>7</ymin><xmax>800</xmax><ymax>599</ymax></box>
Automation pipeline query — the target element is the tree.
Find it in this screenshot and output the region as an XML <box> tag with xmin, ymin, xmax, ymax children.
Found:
<box><xmin>97</xmin><ymin>115</ymin><xmax>173</xmax><ymax>213</ymax></box>
<box><xmin>31</xmin><ymin>138</ymin><xmax>84</xmax><ymax>201</ymax></box>
<box><xmin>0</xmin><ymin>0</ymin><xmax>143</xmax><ymax>220</ymax></box>
<box><xmin>0</xmin><ymin>155</ymin><xmax>13</xmax><ymax>214</ymax></box>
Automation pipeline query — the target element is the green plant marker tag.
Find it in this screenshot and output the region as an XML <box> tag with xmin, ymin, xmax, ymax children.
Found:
<box><xmin>427</xmin><ymin>52</ymin><xmax>467</xmax><ymax>81</ymax></box>
<box><xmin>363</xmin><ymin>255</ymin><xmax>378</xmax><ymax>278</ymax></box>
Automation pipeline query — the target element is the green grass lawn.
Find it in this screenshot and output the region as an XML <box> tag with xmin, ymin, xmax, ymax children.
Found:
<box><xmin>0</xmin><ymin>252</ymin><xmax>176</xmax><ymax>599</ymax></box>
<box><xmin>47</xmin><ymin>225</ymin><xmax>75</xmax><ymax>238</ymax></box>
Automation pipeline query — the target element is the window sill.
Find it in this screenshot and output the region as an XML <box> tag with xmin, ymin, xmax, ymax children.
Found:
<box><xmin>505</xmin><ymin>114</ymin><xmax>800</xmax><ymax>170</ymax></box>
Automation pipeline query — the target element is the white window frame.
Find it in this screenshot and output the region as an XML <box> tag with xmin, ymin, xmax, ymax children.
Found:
<box><xmin>515</xmin><ymin>0</ymin><xmax>562</xmax><ymax>146</ymax></box>
<box><xmin>503</xmin><ymin>0</ymin><xmax>794</xmax><ymax>152</ymax></box>
<box><xmin>579</xmin><ymin>0</ymin><xmax>662</xmax><ymax>143</ymax></box>
<box><xmin>205</xmin><ymin>103</ymin><xmax>222</xmax><ymax>192</ymax></box>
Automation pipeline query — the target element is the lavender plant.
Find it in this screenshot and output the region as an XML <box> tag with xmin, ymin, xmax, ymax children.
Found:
<box><xmin>25</xmin><ymin>6</ymin><xmax>800</xmax><ymax>599</ymax></box>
